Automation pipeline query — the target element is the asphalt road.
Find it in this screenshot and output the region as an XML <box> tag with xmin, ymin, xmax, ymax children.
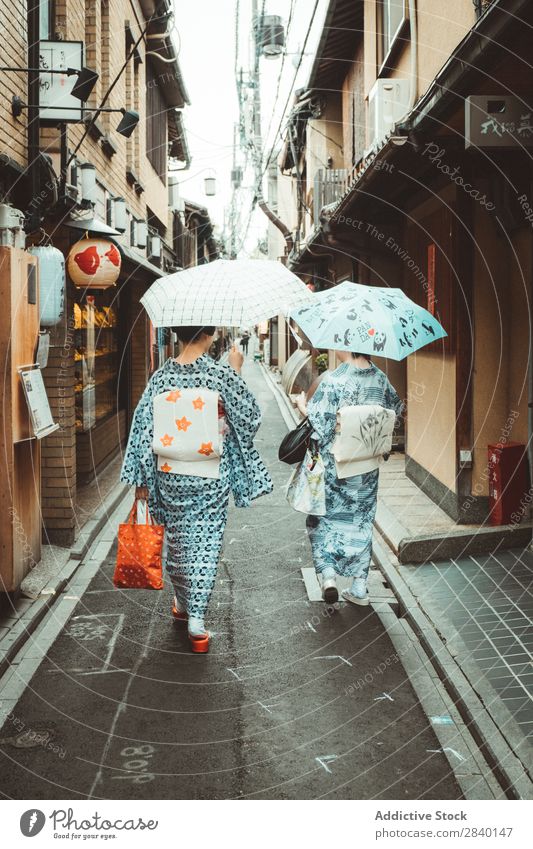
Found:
<box><xmin>0</xmin><ymin>360</ymin><xmax>461</xmax><ymax>800</ymax></box>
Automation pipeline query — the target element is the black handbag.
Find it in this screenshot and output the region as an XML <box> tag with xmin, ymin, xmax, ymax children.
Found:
<box><xmin>278</xmin><ymin>417</ymin><xmax>313</xmax><ymax>465</ymax></box>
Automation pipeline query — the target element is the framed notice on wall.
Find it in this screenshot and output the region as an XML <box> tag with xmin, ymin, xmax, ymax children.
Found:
<box><xmin>18</xmin><ymin>365</ymin><xmax>59</xmax><ymax>440</ymax></box>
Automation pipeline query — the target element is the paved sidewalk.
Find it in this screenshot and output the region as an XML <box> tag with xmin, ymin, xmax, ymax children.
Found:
<box><xmin>377</xmin><ymin>455</ymin><xmax>533</xmax><ymax>563</ymax></box>
<box><xmin>398</xmin><ymin>548</ymin><xmax>533</xmax><ymax>753</ymax></box>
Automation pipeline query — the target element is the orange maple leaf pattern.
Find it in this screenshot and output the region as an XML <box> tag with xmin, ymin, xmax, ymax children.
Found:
<box><xmin>192</xmin><ymin>396</ymin><xmax>205</xmax><ymax>410</ymax></box>
<box><xmin>175</xmin><ymin>416</ymin><xmax>192</xmax><ymax>432</ymax></box>
<box><xmin>160</xmin><ymin>462</ymin><xmax>172</xmax><ymax>473</ymax></box>
<box><xmin>160</xmin><ymin>433</ymin><xmax>174</xmax><ymax>447</ymax></box>
<box><xmin>166</xmin><ymin>390</ymin><xmax>182</xmax><ymax>402</ymax></box>
<box><xmin>197</xmin><ymin>442</ymin><xmax>214</xmax><ymax>457</ymax></box>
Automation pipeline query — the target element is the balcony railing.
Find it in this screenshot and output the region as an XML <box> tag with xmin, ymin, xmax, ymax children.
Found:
<box><xmin>313</xmin><ymin>168</ymin><xmax>348</xmax><ymax>224</ymax></box>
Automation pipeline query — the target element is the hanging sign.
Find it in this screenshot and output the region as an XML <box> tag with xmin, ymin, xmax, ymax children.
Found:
<box><xmin>465</xmin><ymin>95</ymin><xmax>533</xmax><ymax>149</ymax></box>
<box><xmin>18</xmin><ymin>365</ymin><xmax>59</xmax><ymax>440</ymax></box>
<box><xmin>39</xmin><ymin>40</ymin><xmax>83</xmax><ymax>123</ymax></box>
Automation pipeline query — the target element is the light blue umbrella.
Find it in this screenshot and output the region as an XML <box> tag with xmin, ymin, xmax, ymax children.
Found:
<box><xmin>289</xmin><ymin>281</ymin><xmax>447</xmax><ymax>360</ymax></box>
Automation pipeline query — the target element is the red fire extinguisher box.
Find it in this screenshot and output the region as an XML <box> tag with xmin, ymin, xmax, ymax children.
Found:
<box><xmin>488</xmin><ymin>442</ymin><xmax>529</xmax><ymax>526</ymax></box>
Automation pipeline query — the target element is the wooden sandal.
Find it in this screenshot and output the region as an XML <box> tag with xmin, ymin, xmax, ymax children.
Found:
<box><xmin>172</xmin><ymin>604</ymin><xmax>188</xmax><ymax>623</ymax></box>
<box><xmin>188</xmin><ymin>632</ymin><xmax>210</xmax><ymax>653</ymax></box>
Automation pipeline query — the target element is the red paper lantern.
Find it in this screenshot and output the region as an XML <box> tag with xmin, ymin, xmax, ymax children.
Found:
<box><xmin>67</xmin><ymin>238</ymin><xmax>121</xmax><ymax>289</ymax></box>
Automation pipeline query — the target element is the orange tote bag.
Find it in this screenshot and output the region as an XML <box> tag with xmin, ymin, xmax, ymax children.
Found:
<box><xmin>114</xmin><ymin>499</ymin><xmax>164</xmax><ymax>590</ymax></box>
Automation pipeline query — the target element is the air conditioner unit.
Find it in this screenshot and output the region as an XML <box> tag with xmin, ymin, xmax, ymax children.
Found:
<box><xmin>366</xmin><ymin>78</ymin><xmax>411</xmax><ymax>153</ymax></box>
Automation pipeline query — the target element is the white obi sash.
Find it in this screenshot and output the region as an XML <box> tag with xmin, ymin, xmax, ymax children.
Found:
<box><xmin>332</xmin><ymin>404</ymin><xmax>396</xmax><ymax>479</ymax></box>
<box><xmin>152</xmin><ymin>387</ymin><xmax>223</xmax><ymax>479</ymax></box>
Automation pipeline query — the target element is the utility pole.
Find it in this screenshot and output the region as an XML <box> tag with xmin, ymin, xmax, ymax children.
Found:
<box><xmin>251</xmin><ymin>0</ymin><xmax>263</xmax><ymax>202</ymax></box>
<box><xmin>251</xmin><ymin>0</ymin><xmax>294</xmax><ymax>257</ymax></box>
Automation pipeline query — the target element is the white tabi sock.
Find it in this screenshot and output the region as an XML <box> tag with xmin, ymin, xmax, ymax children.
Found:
<box><xmin>188</xmin><ymin>616</ymin><xmax>207</xmax><ymax>637</ymax></box>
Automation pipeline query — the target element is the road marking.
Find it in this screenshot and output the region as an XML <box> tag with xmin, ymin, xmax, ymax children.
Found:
<box><xmin>306</xmin><ymin>621</ymin><xmax>317</xmax><ymax>633</ymax></box>
<box><xmin>315</xmin><ymin>755</ymin><xmax>338</xmax><ymax>774</ymax></box>
<box><xmin>87</xmin><ymin>603</ymin><xmax>159</xmax><ymax>798</ymax></box>
<box><xmin>227</xmin><ymin>664</ymin><xmax>262</xmax><ymax>681</ymax></box>
<box><xmin>46</xmin><ymin>667</ymin><xmax>131</xmax><ymax>676</ymax></box>
<box><xmin>67</xmin><ymin>613</ymin><xmax>125</xmax><ymax>673</ymax></box>
<box><xmin>257</xmin><ymin>696</ymin><xmax>283</xmax><ymax>714</ymax></box>
<box><xmin>312</xmin><ymin>655</ymin><xmax>352</xmax><ymax>667</ymax></box>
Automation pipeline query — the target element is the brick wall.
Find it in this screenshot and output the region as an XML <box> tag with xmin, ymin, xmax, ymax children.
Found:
<box><xmin>0</xmin><ymin>0</ymin><xmax>28</xmax><ymax>167</ymax></box>
<box><xmin>41</xmin><ymin>328</ymin><xmax>78</xmax><ymax>546</ymax></box>
<box><xmin>129</xmin><ymin>276</ymin><xmax>150</xmax><ymax>410</ymax></box>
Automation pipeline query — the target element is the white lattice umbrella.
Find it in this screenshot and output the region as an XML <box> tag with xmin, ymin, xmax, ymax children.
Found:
<box><xmin>140</xmin><ymin>259</ymin><xmax>314</xmax><ymax>327</ymax></box>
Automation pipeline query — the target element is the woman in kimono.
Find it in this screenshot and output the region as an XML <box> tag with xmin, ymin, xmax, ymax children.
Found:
<box><xmin>121</xmin><ymin>326</ymin><xmax>272</xmax><ymax>652</ymax></box>
<box><xmin>297</xmin><ymin>352</ymin><xmax>401</xmax><ymax>607</ymax></box>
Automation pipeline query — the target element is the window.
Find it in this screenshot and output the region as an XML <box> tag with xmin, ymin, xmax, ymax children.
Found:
<box><xmin>377</xmin><ymin>0</ymin><xmax>408</xmax><ymax>69</ymax></box>
<box><xmin>39</xmin><ymin>0</ymin><xmax>54</xmax><ymax>39</ymax></box>
<box><xmin>146</xmin><ymin>63</ymin><xmax>168</xmax><ymax>183</ymax></box>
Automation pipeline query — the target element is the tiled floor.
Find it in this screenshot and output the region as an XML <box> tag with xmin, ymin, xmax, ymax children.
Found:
<box><xmin>402</xmin><ymin>547</ymin><xmax>533</xmax><ymax>741</ymax></box>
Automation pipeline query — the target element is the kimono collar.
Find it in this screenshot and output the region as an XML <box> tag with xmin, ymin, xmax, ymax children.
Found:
<box><xmin>164</xmin><ymin>354</ymin><xmax>210</xmax><ymax>371</ymax></box>
<box><xmin>335</xmin><ymin>360</ymin><xmax>376</xmax><ymax>377</ymax></box>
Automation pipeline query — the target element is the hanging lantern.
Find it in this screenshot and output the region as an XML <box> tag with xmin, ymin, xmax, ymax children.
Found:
<box><xmin>28</xmin><ymin>245</ymin><xmax>66</xmax><ymax>326</ymax></box>
<box><xmin>67</xmin><ymin>238</ymin><xmax>121</xmax><ymax>289</ymax></box>
<box><xmin>204</xmin><ymin>176</ymin><xmax>217</xmax><ymax>196</ymax></box>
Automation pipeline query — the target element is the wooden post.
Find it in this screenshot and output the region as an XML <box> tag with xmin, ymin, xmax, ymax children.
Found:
<box><xmin>0</xmin><ymin>246</ymin><xmax>41</xmax><ymax>595</ymax></box>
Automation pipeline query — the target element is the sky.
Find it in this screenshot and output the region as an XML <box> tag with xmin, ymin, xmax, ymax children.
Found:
<box><xmin>172</xmin><ymin>0</ymin><xmax>329</xmax><ymax>254</ymax></box>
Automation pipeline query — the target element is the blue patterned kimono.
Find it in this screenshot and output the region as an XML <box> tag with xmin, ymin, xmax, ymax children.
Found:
<box><xmin>120</xmin><ymin>355</ymin><xmax>272</xmax><ymax>617</ymax></box>
<box><xmin>306</xmin><ymin>361</ymin><xmax>401</xmax><ymax>579</ymax></box>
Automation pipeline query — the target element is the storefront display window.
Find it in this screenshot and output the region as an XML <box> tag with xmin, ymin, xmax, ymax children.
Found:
<box><xmin>74</xmin><ymin>291</ymin><xmax>118</xmax><ymax>431</ymax></box>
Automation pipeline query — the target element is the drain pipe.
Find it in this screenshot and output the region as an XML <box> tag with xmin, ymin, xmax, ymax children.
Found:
<box><xmin>257</xmin><ymin>196</ymin><xmax>294</xmax><ymax>257</ymax></box>
<box><xmin>407</xmin><ymin>0</ymin><xmax>418</xmax><ymax>113</ymax></box>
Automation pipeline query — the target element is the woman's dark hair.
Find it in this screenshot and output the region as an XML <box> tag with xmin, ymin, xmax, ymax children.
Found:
<box><xmin>172</xmin><ymin>326</ymin><xmax>216</xmax><ymax>343</ymax></box>
<box><xmin>351</xmin><ymin>351</ymin><xmax>372</xmax><ymax>361</ymax></box>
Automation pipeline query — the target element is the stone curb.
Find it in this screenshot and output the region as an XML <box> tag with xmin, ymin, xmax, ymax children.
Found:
<box><xmin>0</xmin><ymin>481</ymin><xmax>128</xmax><ymax>682</ymax></box>
<box><xmin>372</xmin><ymin>533</ymin><xmax>533</xmax><ymax>800</ymax></box>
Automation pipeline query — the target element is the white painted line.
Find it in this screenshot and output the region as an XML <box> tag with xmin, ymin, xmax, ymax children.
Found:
<box><xmin>312</xmin><ymin>655</ymin><xmax>353</xmax><ymax>667</ymax></box>
<box><xmin>315</xmin><ymin>755</ymin><xmax>338</xmax><ymax>774</ymax></box>
<box><xmin>427</xmin><ymin>747</ymin><xmax>466</xmax><ymax>762</ymax></box>
<box><xmin>374</xmin><ymin>692</ymin><xmax>394</xmax><ymax>702</ymax></box>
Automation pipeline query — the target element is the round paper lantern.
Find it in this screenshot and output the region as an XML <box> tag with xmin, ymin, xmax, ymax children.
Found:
<box><xmin>67</xmin><ymin>238</ymin><xmax>121</xmax><ymax>289</ymax></box>
<box><xmin>28</xmin><ymin>245</ymin><xmax>65</xmax><ymax>326</ymax></box>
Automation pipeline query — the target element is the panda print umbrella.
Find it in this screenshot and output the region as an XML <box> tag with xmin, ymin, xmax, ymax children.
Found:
<box><xmin>289</xmin><ymin>281</ymin><xmax>447</xmax><ymax>361</ymax></box>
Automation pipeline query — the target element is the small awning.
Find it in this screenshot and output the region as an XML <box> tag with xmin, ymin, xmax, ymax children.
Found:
<box><xmin>65</xmin><ymin>216</ymin><xmax>120</xmax><ymax>235</ymax></box>
<box><xmin>114</xmin><ymin>241</ymin><xmax>163</xmax><ymax>278</ymax></box>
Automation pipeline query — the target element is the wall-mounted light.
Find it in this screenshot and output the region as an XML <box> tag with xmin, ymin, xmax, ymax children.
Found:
<box><xmin>116</xmin><ymin>109</ymin><xmax>140</xmax><ymax>138</ymax></box>
<box><xmin>136</xmin><ymin>220</ymin><xmax>147</xmax><ymax>249</ymax></box>
<box><xmin>70</xmin><ymin>67</ymin><xmax>99</xmax><ymax>101</ymax></box>
<box><xmin>80</xmin><ymin>162</ymin><xmax>96</xmax><ymax>205</ymax></box>
<box><xmin>1</xmin><ymin>64</ymin><xmax>98</xmax><ymax>102</ymax></box>
<box><xmin>112</xmin><ymin>197</ymin><xmax>127</xmax><ymax>232</ymax></box>
<box><xmin>169</xmin><ymin>178</ymin><xmax>185</xmax><ymax>212</ymax></box>
<box><xmin>149</xmin><ymin>232</ymin><xmax>162</xmax><ymax>259</ymax></box>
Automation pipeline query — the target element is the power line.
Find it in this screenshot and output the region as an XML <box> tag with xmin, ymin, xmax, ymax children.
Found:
<box><xmin>261</xmin><ymin>0</ymin><xmax>296</xmax><ymax>157</ymax></box>
<box><xmin>260</xmin><ymin>0</ymin><xmax>321</xmax><ymax>183</ymax></box>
